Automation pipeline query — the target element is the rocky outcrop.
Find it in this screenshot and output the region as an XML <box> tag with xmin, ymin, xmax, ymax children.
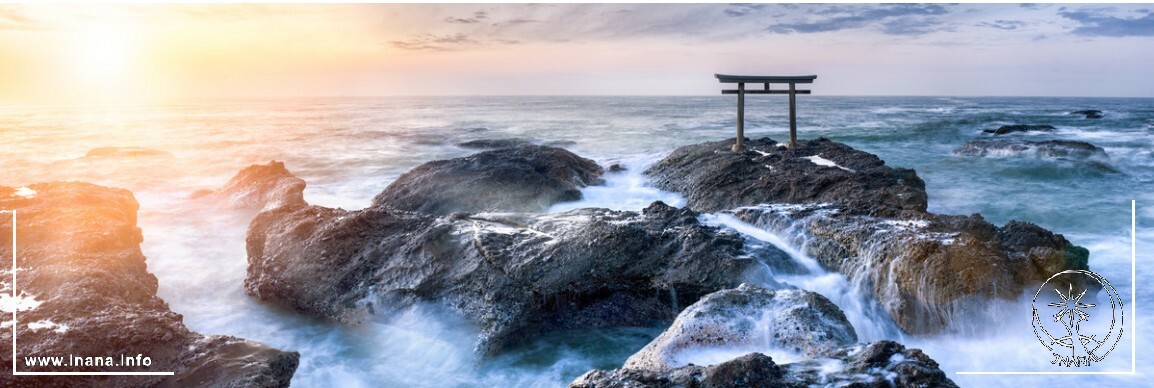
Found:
<box><xmin>1070</xmin><ymin>109</ymin><xmax>1103</xmax><ymax>119</ymax></box>
<box><xmin>572</xmin><ymin>342</ymin><xmax>957</xmax><ymax>388</ymax></box>
<box><xmin>646</xmin><ymin>137</ymin><xmax>1090</xmax><ymax>335</ymax></box>
<box><xmin>191</xmin><ymin>161</ymin><xmax>306</xmax><ymax>210</ymax></box>
<box><xmin>622</xmin><ymin>284</ymin><xmax>856</xmax><ymax>372</ymax></box>
<box><xmin>731</xmin><ymin>204</ymin><xmax>1090</xmax><ymax>334</ymax></box>
<box><xmin>246</xmin><ymin>158</ymin><xmax>763</xmax><ymax>356</ymax></box>
<box><xmin>0</xmin><ymin>183</ymin><xmax>298</xmax><ymax>387</ymax></box>
<box><xmin>981</xmin><ymin>124</ymin><xmax>1055</xmax><ymax>135</ymax></box>
<box><xmin>645</xmin><ymin>137</ymin><xmax>927</xmax><ymax>217</ymax></box>
<box><xmin>370</xmin><ymin>145</ymin><xmax>605</xmax><ymax>214</ymax></box>
<box><xmin>571</xmin><ymin>285</ymin><xmax>956</xmax><ymax>387</ymax></box>
<box><xmin>954</xmin><ymin>139</ymin><xmax>1109</xmax><ymax>160</ymax></box>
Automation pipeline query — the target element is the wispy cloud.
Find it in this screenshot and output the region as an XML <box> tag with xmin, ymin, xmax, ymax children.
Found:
<box><xmin>768</xmin><ymin>4</ymin><xmax>951</xmax><ymax>36</ymax></box>
<box><xmin>1060</xmin><ymin>9</ymin><xmax>1154</xmax><ymax>37</ymax></box>
<box><xmin>977</xmin><ymin>19</ymin><xmax>1028</xmax><ymax>31</ymax></box>
<box><xmin>723</xmin><ymin>4</ymin><xmax>768</xmax><ymax>18</ymax></box>
<box><xmin>389</xmin><ymin>33</ymin><xmax>479</xmax><ymax>51</ymax></box>
<box><xmin>444</xmin><ymin>11</ymin><xmax>486</xmax><ymax>24</ymax></box>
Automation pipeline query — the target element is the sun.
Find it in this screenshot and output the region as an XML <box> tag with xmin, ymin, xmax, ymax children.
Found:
<box><xmin>70</xmin><ymin>25</ymin><xmax>140</xmax><ymax>93</ymax></box>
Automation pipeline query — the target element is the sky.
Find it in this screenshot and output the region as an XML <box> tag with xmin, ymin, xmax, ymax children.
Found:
<box><xmin>0</xmin><ymin>3</ymin><xmax>1153</xmax><ymax>102</ymax></box>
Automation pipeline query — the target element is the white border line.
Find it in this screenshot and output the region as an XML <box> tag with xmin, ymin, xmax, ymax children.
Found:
<box><xmin>955</xmin><ymin>199</ymin><xmax>1138</xmax><ymax>375</ymax></box>
<box><xmin>6</xmin><ymin>209</ymin><xmax>174</xmax><ymax>377</ymax></box>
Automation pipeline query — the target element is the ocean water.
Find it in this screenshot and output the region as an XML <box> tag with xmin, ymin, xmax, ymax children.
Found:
<box><xmin>0</xmin><ymin>96</ymin><xmax>1150</xmax><ymax>386</ymax></box>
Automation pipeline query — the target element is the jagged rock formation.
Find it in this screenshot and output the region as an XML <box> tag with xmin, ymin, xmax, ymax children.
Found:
<box><xmin>0</xmin><ymin>183</ymin><xmax>298</xmax><ymax>387</ymax></box>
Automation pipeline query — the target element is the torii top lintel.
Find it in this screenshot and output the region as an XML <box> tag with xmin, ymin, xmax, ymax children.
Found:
<box><xmin>714</xmin><ymin>74</ymin><xmax>817</xmax><ymax>84</ymax></box>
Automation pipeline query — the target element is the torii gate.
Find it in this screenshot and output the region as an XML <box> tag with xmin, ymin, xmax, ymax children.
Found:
<box><xmin>716</xmin><ymin>74</ymin><xmax>817</xmax><ymax>151</ymax></box>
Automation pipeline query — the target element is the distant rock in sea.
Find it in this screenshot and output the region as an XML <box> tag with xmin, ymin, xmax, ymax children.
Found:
<box><xmin>456</xmin><ymin>138</ymin><xmax>533</xmax><ymax>149</ymax></box>
<box><xmin>981</xmin><ymin>124</ymin><xmax>1056</xmax><ymax>135</ymax></box>
<box><xmin>1070</xmin><ymin>109</ymin><xmax>1103</xmax><ymax>119</ymax></box>
<box><xmin>371</xmin><ymin>144</ymin><xmax>605</xmax><ymax>214</ymax></box>
<box><xmin>0</xmin><ymin>182</ymin><xmax>298</xmax><ymax>387</ymax></box>
<box><xmin>954</xmin><ymin>138</ymin><xmax>1109</xmax><ymax>160</ymax></box>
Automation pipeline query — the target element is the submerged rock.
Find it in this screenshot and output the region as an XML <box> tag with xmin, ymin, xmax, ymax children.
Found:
<box><xmin>245</xmin><ymin>157</ymin><xmax>763</xmax><ymax>356</ymax></box>
<box><xmin>1070</xmin><ymin>109</ymin><xmax>1103</xmax><ymax>119</ymax></box>
<box><xmin>456</xmin><ymin>138</ymin><xmax>533</xmax><ymax>149</ymax></box>
<box><xmin>981</xmin><ymin>124</ymin><xmax>1056</xmax><ymax>135</ymax></box>
<box><xmin>371</xmin><ymin>145</ymin><xmax>605</xmax><ymax>214</ymax></box>
<box><xmin>645</xmin><ymin>137</ymin><xmax>927</xmax><ymax>217</ymax></box>
<box><xmin>0</xmin><ymin>182</ymin><xmax>298</xmax><ymax>387</ymax></box>
<box><xmin>191</xmin><ymin>161</ymin><xmax>306</xmax><ymax>210</ymax></box>
<box><xmin>732</xmin><ymin>204</ymin><xmax>1090</xmax><ymax>335</ymax></box>
<box><xmin>954</xmin><ymin>139</ymin><xmax>1109</xmax><ymax>159</ymax></box>
<box><xmin>622</xmin><ymin>284</ymin><xmax>856</xmax><ymax>372</ymax></box>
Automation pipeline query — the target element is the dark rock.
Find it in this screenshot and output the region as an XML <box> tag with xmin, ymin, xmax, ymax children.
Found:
<box><xmin>571</xmin><ymin>342</ymin><xmax>957</xmax><ymax>388</ymax></box>
<box><xmin>1070</xmin><ymin>110</ymin><xmax>1103</xmax><ymax>119</ymax></box>
<box><xmin>462</xmin><ymin>127</ymin><xmax>490</xmax><ymax>133</ymax></box>
<box><xmin>622</xmin><ymin>284</ymin><xmax>856</xmax><ymax>371</ymax></box>
<box><xmin>0</xmin><ymin>182</ymin><xmax>298</xmax><ymax>387</ymax></box>
<box><xmin>191</xmin><ymin>161</ymin><xmax>306</xmax><ymax>210</ymax></box>
<box><xmin>954</xmin><ymin>139</ymin><xmax>1110</xmax><ymax>160</ymax></box>
<box><xmin>456</xmin><ymin>138</ymin><xmax>533</xmax><ymax>149</ymax></box>
<box><xmin>84</xmin><ymin>146</ymin><xmax>173</xmax><ymax>158</ymax></box>
<box><xmin>608</xmin><ymin>164</ymin><xmax>627</xmax><ymax>173</ymax></box>
<box><xmin>981</xmin><ymin>124</ymin><xmax>1056</xmax><ymax>135</ymax></box>
<box><xmin>371</xmin><ymin>145</ymin><xmax>605</xmax><ymax>214</ymax></box>
<box><xmin>644</xmin><ymin>137</ymin><xmax>927</xmax><ymax>217</ymax></box>
<box><xmin>246</xmin><ymin>162</ymin><xmax>760</xmax><ymax>356</ymax></box>
<box><xmin>731</xmin><ymin>205</ymin><xmax>1090</xmax><ymax>335</ymax></box>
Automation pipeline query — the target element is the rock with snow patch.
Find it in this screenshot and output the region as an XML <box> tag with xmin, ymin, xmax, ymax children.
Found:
<box><xmin>645</xmin><ymin>137</ymin><xmax>927</xmax><ymax>217</ymax></box>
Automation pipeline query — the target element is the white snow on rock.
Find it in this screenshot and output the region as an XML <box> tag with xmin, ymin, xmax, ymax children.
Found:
<box><xmin>802</xmin><ymin>155</ymin><xmax>855</xmax><ymax>173</ymax></box>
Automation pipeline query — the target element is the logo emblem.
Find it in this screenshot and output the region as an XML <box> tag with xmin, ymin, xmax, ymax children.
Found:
<box><xmin>1031</xmin><ymin>269</ymin><xmax>1124</xmax><ymax>367</ymax></box>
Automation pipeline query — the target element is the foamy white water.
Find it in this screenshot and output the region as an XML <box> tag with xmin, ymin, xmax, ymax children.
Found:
<box><xmin>1</xmin><ymin>96</ymin><xmax>1150</xmax><ymax>386</ymax></box>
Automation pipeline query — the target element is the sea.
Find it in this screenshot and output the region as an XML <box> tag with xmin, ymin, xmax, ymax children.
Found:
<box><xmin>1</xmin><ymin>96</ymin><xmax>1151</xmax><ymax>387</ymax></box>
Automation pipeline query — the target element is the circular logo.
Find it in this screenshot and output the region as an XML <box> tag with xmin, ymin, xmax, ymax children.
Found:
<box><xmin>1031</xmin><ymin>269</ymin><xmax>1124</xmax><ymax>367</ymax></box>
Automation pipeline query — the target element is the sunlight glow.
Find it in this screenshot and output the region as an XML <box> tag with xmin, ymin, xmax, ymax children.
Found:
<box><xmin>70</xmin><ymin>24</ymin><xmax>139</xmax><ymax>96</ymax></box>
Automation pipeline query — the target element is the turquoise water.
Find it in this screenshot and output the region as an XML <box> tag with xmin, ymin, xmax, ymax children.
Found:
<box><xmin>0</xmin><ymin>96</ymin><xmax>1150</xmax><ymax>386</ymax></box>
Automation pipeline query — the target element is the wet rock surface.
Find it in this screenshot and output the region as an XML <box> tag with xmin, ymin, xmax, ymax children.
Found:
<box><xmin>191</xmin><ymin>161</ymin><xmax>306</xmax><ymax>210</ymax></box>
<box><xmin>371</xmin><ymin>145</ymin><xmax>605</xmax><ymax>214</ymax></box>
<box><xmin>981</xmin><ymin>124</ymin><xmax>1056</xmax><ymax>135</ymax></box>
<box><xmin>0</xmin><ymin>183</ymin><xmax>298</xmax><ymax>387</ymax></box>
<box><xmin>732</xmin><ymin>204</ymin><xmax>1090</xmax><ymax>335</ymax></box>
<box><xmin>456</xmin><ymin>138</ymin><xmax>534</xmax><ymax>149</ymax></box>
<box><xmin>622</xmin><ymin>284</ymin><xmax>856</xmax><ymax>372</ymax></box>
<box><xmin>245</xmin><ymin>158</ymin><xmax>763</xmax><ymax>356</ymax></box>
<box><xmin>645</xmin><ymin>137</ymin><xmax>927</xmax><ymax>217</ymax></box>
<box><xmin>571</xmin><ymin>285</ymin><xmax>956</xmax><ymax>388</ymax></box>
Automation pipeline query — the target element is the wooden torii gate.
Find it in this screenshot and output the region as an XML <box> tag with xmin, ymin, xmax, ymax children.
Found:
<box><xmin>716</xmin><ymin>74</ymin><xmax>817</xmax><ymax>151</ymax></box>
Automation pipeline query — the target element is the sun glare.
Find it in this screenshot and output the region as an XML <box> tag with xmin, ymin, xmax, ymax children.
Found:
<box><xmin>69</xmin><ymin>25</ymin><xmax>140</xmax><ymax>99</ymax></box>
